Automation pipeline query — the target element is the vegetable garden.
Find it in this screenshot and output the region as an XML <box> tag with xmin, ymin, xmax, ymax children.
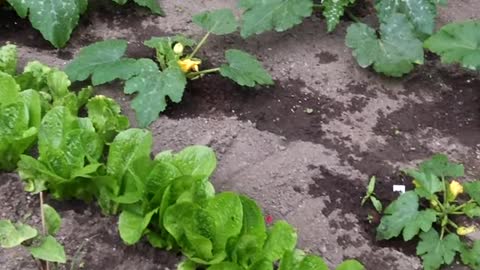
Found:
<box><xmin>0</xmin><ymin>0</ymin><xmax>479</xmax><ymax>270</ymax></box>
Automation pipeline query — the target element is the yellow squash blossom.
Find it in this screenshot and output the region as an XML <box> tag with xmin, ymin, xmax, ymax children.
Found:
<box><xmin>457</xmin><ymin>226</ymin><xmax>476</xmax><ymax>236</ymax></box>
<box><xmin>178</xmin><ymin>58</ymin><xmax>201</xmax><ymax>73</ymax></box>
<box><xmin>173</xmin><ymin>43</ymin><xmax>184</xmax><ymax>55</ymax></box>
<box><xmin>448</xmin><ymin>180</ymin><xmax>463</xmax><ymax>201</ymax></box>
<box><xmin>413</xmin><ymin>179</ymin><xmax>421</xmax><ymax>188</ymax></box>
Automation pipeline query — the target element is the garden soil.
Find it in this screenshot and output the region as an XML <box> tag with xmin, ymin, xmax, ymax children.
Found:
<box><xmin>1</xmin><ymin>0</ymin><xmax>480</xmax><ymax>269</ymax></box>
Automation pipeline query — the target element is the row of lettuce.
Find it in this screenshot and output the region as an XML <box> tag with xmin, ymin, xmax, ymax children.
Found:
<box><xmin>0</xmin><ymin>43</ymin><xmax>364</xmax><ymax>270</ymax></box>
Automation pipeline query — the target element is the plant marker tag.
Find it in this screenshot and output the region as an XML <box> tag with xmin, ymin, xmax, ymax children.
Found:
<box><xmin>393</xmin><ymin>185</ymin><xmax>406</xmax><ymax>194</ymax></box>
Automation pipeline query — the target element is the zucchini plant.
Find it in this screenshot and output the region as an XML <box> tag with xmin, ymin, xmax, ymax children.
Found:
<box><xmin>1</xmin><ymin>0</ymin><xmax>164</xmax><ymax>48</ymax></box>
<box><xmin>234</xmin><ymin>0</ymin><xmax>480</xmax><ymax>76</ymax></box>
<box><xmin>376</xmin><ymin>155</ymin><xmax>480</xmax><ymax>270</ymax></box>
<box><xmin>65</xmin><ymin>9</ymin><xmax>273</xmax><ymax>128</ymax></box>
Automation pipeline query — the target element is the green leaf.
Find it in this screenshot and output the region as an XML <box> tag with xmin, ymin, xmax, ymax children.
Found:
<box><xmin>28</xmin><ymin>235</ymin><xmax>66</xmax><ymax>263</ymax></box>
<box><xmin>461</xmin><ymin>241</ymin><xmax>480</xmax><ymax>269</ymax></box>
<box><xmin>208</xmin><ymin>262</ymin><xmax>244</xmax><ymax>270</ymax></box>
<box><xmin>416</xmin><ymin>230</ymin><xmax>461</xmax><ymax>270</ymax></box>
<box><xmin>172</xmin><ymin>145</ymin><xmax>217</xmax><ymax>178</ymax></box>
<box><xmin>463</xmin><ymin>202</ymin><xmax>480</xmax><ymax>218</ymax></box>
<box><xmin>345</xmin><ymin>14</ymin><xmax>424</xmax><ymax>77</ymax></box>
<box><xmin>370</xmin><ymin>197</ymin><xmax>383</xmax><ymax>213</ymax></box>
<box><xmin>424</xmin><ymin>20</ymin><xmax>480</xmax><ymax>71</ymax></box>
<box><xmin>193</xmin><ymin>9</ymin><xmax>238</xmax><ymax>35</ymax></box>
<box><xmin>178</xmin><ymin>260</ymin><xmax>199</xmax><ymax>270</ymax></box>
<box><xmin>87</xmin><ymin>95</ymin><xmax>129</xmax><ymax>142</ymax></box>
<box><xmin>280</xmin><ymin>249</ymin><xmax>329</xmax><ymax>270</ymax></box>
<box><xmin>418</xmin><ymin>154</ymin><xmax>464</xmax><ymax>178</ymax></box>
<box><xmin>262</xmin><ymin>221</ymin><xmax>297</xmax><ymax>261</ymax></box>
<box><xmin>113</xmin><ymin>0</ymin><xmax>165</xmax><ymax>15</ymax></box>
<box><xmin>239</xmin><ymin>0</ymin><xmax>313</xmax><ymax>38</ymax></box>
<box><xmin>375</xmin><ymin>0</ymin><xmax>437</xmax><ymax>36</ymax></box>
<box><xmin>336</xmin><ymin>260</ymin><xmax>365</xmax><ymax>270</ymax></box>
<box><xmin>124</xmin><ymin>66</ymin><xmax>187</xmax><ymax>127</ymax></box>
<box><xmin>0</xmin><ymin>44</ymin><xmax>17</xmax><ymax>75</ymax></box>
<box><xmin>464</xmin><ymin>181</ymin><xmax>480</xmax><ymax>205</ymax></box>
<box><xmin>361</xmin><ymin>176</ymin><xmax>376</xmax><ymax>206</ymax></box>
<box><xmin>118</xmin><ymin>209</ymin><xmax>156</xmax><ymax>245</ymax></box>
<box><xmin>43</xmin><ymin>204</ymin><xmax>61</xmax><ymax>235</ymax></box>
<box><xmin>145</xmin><ymin>36</ymin><xmax>195</xmax><ymax>70</ymax></box>
<box><xmin>407</xmin><ymin>170</ymin><xmax>443</xmax><ymax>199</ymax></box>
<box><xmin>322</xmin><ymin>0</ymin><xmax>355</xmax><ymax>32</ymax></box>
<box><xmin>0</xmin><ymin>72</ymin><xmax>20</xmax><ymax>104</ymax></box>
<box><xmin>0</xmin><ymin>220</ymin><xmax>37</xmax><ymax>248</ymax></box>
<box><xmin>65</xmin><ymin>40</ymin><xmax>128</xmax><ymax>82</ymax></box>
<box><xmin>220</xmin><ymin>49</ymin><xmax>273</xmax><ymax>87</ymax></box>
<box><xmin>376</xmin><ymin>191</ymin><xmax>437</xmax><ymax>241</ymax></box>
<box><xmin>7</xmin><ymin>0</ymin><xmax>84</xmax><ymax>48</ymax></box>
<box><xmin>107</xmin><ymin>129</ymin><xmax>152</xmax><ymax>180</ymax></box>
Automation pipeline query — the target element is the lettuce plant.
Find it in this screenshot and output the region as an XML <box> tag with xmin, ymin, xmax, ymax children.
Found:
<box><xmin>377</xmin><ymin>155</ymin><xmax>480</xmax><ymax>270</ymax></box>
<box><xmin>64</xmin><ymin>9</ymin><xmax>273</xmax><ymax>128</ymax></box>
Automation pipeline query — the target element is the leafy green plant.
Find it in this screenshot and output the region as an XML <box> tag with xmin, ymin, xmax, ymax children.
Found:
<box><xmin>236</xmin><ymin>0</ymin><xmax>480</xmax><ymax>76</ymax></box>
<box><xmin>377</xmin><ymin>154</ymin><xmax>480</xmax><ymax>270</ymax></box>
<box><xmin>424</xmin><ymin>20</ymin><xmax>480</xmax><ymax>71</ymax></box>
<box><xmin>65</xmin><ymin>9</ymin><xmax>273</xmax><ymax>127</ymax></box>
<box><xmin>361</xmin><ymin>176</ymin><xmax>383</xmax><ymax>213</ymax></box>
<box><xmin>0</xmin><ymin>44</ymin><xmax>94</xmax><ymax>172</ymax></box>
<box><xmin>0</xmin><ymin>201</ymin><xmax>66</xmax><ymax>270</ymax></box>
<box><xmin>2</xmin><ymin>0</ymin><xmax>163</xmax><ymax>48</ymax></box>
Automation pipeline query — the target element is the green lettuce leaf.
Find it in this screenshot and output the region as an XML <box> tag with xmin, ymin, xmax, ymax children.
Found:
<box><xmin>322</xmin><ymin>0</ymin><xmax>356</xmax><ymax>32</ymax></box>
<box><xmin>87</xmin><ymin>95</ymin><xmax>129</xmax><ymax>142</ymax></box>
<box><xmin>0</xmin><ymin>44</ymin><xmax>17</xmax><ymax>75</ymax></box>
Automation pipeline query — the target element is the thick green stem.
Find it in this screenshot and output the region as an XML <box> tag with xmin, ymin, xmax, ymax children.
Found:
<box><xmin>452</xmin><ymin>199</ymin><xmax>475</xmax><ymax>212</ymax></box>
<box><xmin>189</xmin><ymin>32</ymin><xmax>211</xmax><ymax>59</ymax></box>
<box><xmin>448</xmin><ymin>219</ymin><xmax>459</xmax><ymax>229</ymax></box>
<box><xmin>187</xmin><ymin>67</ymin><xmax>220</xmax><ymax>79</ymax></box>
<box><xmin>345</xmin><ymin>10</ymin><xmax>361</xmax><ymax>24</ymax></box>
<box><xmin>440</xmin><ymin>226</ymin><xmax>445</xmax><ymax>240</ymax></box>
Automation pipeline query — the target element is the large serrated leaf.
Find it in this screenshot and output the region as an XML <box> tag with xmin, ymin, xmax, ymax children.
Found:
<box><xmin>239</xmin><ymin>0</ymin><xmax>313</xmax><ymax>38</ymax></box>
<box><xmin>220</xmin><ymin>49</ymin><xmax>273</xmax><ymax>87</ymax></box>
<box><xmin>376</xmin><ymin>191</ymin><xmax>437</xmax><ymax>241</ymax></box>
<box><xmin>322</xmin><ymin>0</ymin><xmax>356</xmax><ymax>32</ymax></box>
<box><xmin>346</xmin><ymin>13</ymin><xmax>424</xmax><ymax>77</ymax></box>
<box><xmin>124</xmin><ymin>66</ymin><xmax>187</xmax><ymax>127</ymax></box>
<box><xmin>193</xmin><ymin>9</ymin><xmax>238</xmax><ymax>35</ymax></box>
<box><xmin>7</xmin><ymin>0</ymin><xmax>84</xmax><ymax>48</ymax></box>
<box><xmin>424</xmin><ymin>20</ymin><xmax>480</xmax><ymax>71</ymax></box>
<box><xmin>65</xmin><ymin>40</ymin><xmax>128</xmax><ymax>82</ymax></box>
<box><xmin>375</xmin><ymin>0</ymin><xmax>437</xmax><ymax>36</ymax></box>
<box><xmin>417</xmin><ymin>230</ymin><xmax>461</xmax><ymax>270</ymax></box>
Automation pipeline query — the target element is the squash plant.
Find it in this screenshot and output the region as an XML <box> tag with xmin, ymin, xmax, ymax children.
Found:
<box><xmin>64</xmin><ymin>9</ymin><xmax>273</xmax><ymax>128</ymax></box>
<box><xmin>234</xmin><ymin>0</ymin><xmax>480</xmax><ymax>76</ymax></box>
<box><xmin>376</xmin><ymin>155</ymin><xmax>480</xmax><ymax>270</ymax></box>
<box><xmin>1</xmin><ymin>0</ymin><xmax>163</xmax><ymax>48</ymax></box>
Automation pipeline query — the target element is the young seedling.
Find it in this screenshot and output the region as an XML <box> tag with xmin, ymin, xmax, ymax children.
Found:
<box><xmin>65</xmin><ymin>9</ymin><xmax>273</xmax><ymax>127</ymax></box>
<box><xmin>376</xmin><ymin>154</ymin><xmax>480</xmax><ymax>270</ymax></box>
<box><xmin>361</xmin><ymin>176</ymin><xmax>383</xmax><ymax>213</ymax></box>
<box><xmin>0</xmin><ymin>193</ymin><xmax>66</xmax><ymax>270</ymax></box>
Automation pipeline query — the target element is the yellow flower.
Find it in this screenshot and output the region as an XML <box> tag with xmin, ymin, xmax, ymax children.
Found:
<box><xmin>177</xmin><ymin>58</ymin><xmax>201</xmax><ymax>73</ymax></box>
<box><xmin>457</xmin><ymin>226</ymin><xmax>476</xmax><ymax>236</ymax></box>
<box><xmin>448</xmin><ymin>180</ymin><xmax>463</xmax><ymax>201</ymax></box>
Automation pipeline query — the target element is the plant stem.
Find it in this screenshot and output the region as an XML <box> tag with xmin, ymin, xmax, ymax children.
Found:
<box><xmin>39</xmin><ymin>192</ymin><xmax>49</xmax><ymax>270</ymax></box>
<box><xmin>312</xmin><ymin>4</ymin><xmax>323</xmax><ymax>10</ymax></box>
<box><xmin>448</xmin><ymin>219</ymin><xmax>459</xmax><ymax>229</ymax></box>
<box><xmin>345</xmin><ymin>10</ymin><xmax>361</xmax><ymax>24</ymax></box>
<box><xmin>187</xmin><ymin>67</ymin><xmax>220</xmax><ymax>79</ymax></box>
<box><xmin>452</xmin><ymin>199</ymin><xmax>475</xmax><ymax>212</ymax></box>
<box><xmin>189</xmin><ymin>32</ymin><xmax>211</xmax><ymax>59</ymax></box>
<box><xmin>440</xmin><ymin>226</ymin><xmax>445</xmax><ymax>240</ymax></box>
